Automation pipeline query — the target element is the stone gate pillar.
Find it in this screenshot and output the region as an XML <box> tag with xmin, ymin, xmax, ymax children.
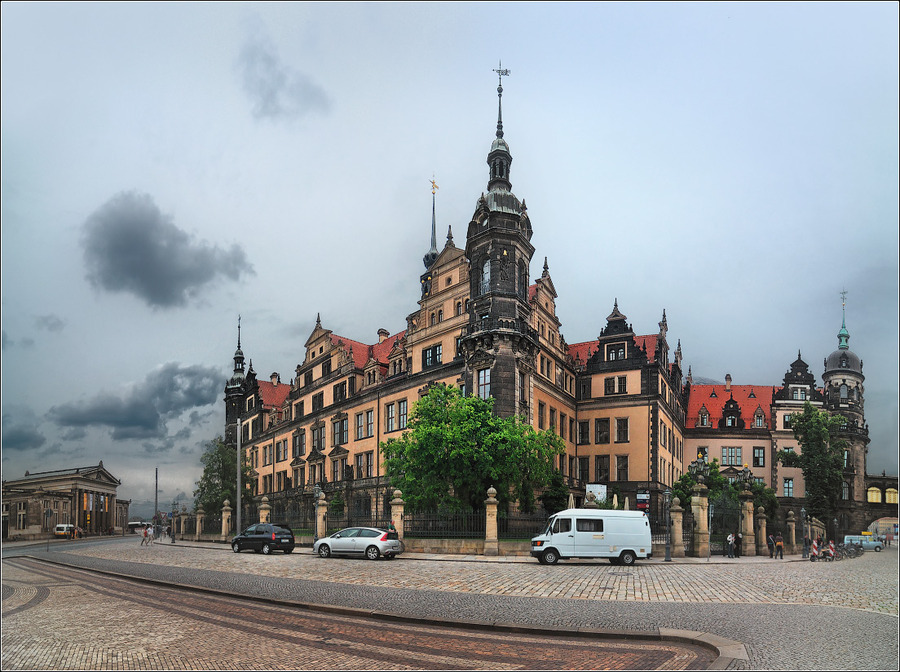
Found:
<box><xmin>315</xmin><ymin>492</ymin><xmax>328</xmax><ymax>541</ymax></box>
<box><xmin>755</xmin><ymin>506</ymin><xmax>767</xmax><ymax>556</ymax></box>
<box><xmin>390</xmin><ymin>490</ymin><xmax>405</xmax><ymax>540</ymax></box>
<box><xmin>221</xmin><ymin>500</ymin><xmax>232</xmax><ymax>540</ymax></box>
<box><xmin>195</xmin><ymin>507</ymin><xmax>204</xmax><ymax>541</ymax></box>
<box><xmin>259</xmin><ymin>496</ymin><xmax>271</xmax><ymax>524</ymax></box>
<box><xmin>740</xmin><ymin>489</ymin><xmax>756</xmax><ymax>556</ymax></box>
<box><xmin>484</xmin><ymin>486</ymin><xmax>499</xmax><ymax>557</ymax></box>
<box><xmin>670</xmin><ymin>497</ymin><xmax>685</xmax><ymax>557</ymax></box>
<box><xmin>690</xmin><ymin>483</ymin><xmax>709</xmax><ymax>558</ymax></box>
<box><xmin>786</xmin><ymin>511</ymin><xmax>796</xmax><ymax>555</ymax></box>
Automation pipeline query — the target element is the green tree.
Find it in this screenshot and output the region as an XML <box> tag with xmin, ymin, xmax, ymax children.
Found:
<box><xmin>538</xmin><ymin>470</ymin><xmax>570</xmax><ymax>514</ymax></box>
<box><xmin>193</xmin><ymin>436</ymin><xmax>252</xmax><ymax>514</ymax></box>
<box><xmin>382</xmin><ymin>384</ymin><xmax>565</xmax><ymax>511</ymax></box>
<box><xmin>776</xmin><ymin>401</ymin><xmax>846</xmax><ymax>520</ymax></box>
<box><xmin>672</xmin><ymin>459</ymin><xmax>778</xmax><ymax>517</ymax></box>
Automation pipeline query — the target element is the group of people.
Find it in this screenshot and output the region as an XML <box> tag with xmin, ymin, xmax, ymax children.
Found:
<box><xmin>766</xmin><ymin>532</ymin><xmax>785</xmax><ymax>558</ymax></box>
<box><xmin>139</xmin><ymin>524</ymin><xmax>155</xmax><ymax>546</ymax></box>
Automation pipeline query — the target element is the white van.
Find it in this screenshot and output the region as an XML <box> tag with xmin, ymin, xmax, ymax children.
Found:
<box><xmin>531</xmin><ymin>508</ymin><xmax>652</xmax><ymax>566</ymax></box>
<box><xmin>54</xmin><ymin>524</ymin><xmax>75</xmax><ymax>538</ymax></box>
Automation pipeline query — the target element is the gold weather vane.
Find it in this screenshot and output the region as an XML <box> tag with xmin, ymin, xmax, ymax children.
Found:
<box><xmin>840</xmin><ymin>288</ymin><xmax>848</xmax><ymax>308</ymax></box>
<box><xmin>431</xmin><ymin>176</ymin><xmax>439</xmax><ymax>194</ymax></box>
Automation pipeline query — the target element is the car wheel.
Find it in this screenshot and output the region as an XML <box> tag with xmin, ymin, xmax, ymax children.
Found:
<box><xmin>262</xmin><ymin>543</ymin><xmax>272</xmax><ymax>555</ymax></box>
<box><xmin>542</xmin><ymin>548</ymin><xmax>559</xmax><ymax>565</ymax></box>
<box><xmin>232</xmin><ymin>542</ymin><xmax>240</xmax><ymax>553</ymax></box>
<box><xmin>366</xmin><ymin>545</ymin><xmax>381</xmax><ymax>561</ymax></box>
<box><xmin>620</xmin><ymin>550</ymin><xmax>636</xmax><ymax>566</ymax></box>
<box><xmin>875</xmin><ymin>545</ymin><xmax>882</xmax><ymax>552</ymax></box>
<box><xmin>318</xmin><ymin>544</ymin><xmax>331</xmax><ymax>558</ymax></box>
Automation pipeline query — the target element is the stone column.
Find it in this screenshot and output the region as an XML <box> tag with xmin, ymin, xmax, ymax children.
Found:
<box><xmin>195</xmin><ymin>506</ymin><xmax>204</xmax><ymax>541</ymax></box>
<box><xmin>390</xmin><ymin>490</ymin><xmax>405</xmax><ymax>540</ymax></box>
<box><xmin>259</xmin><ymin>496</ymin><xmax>271</xmax><ymax>524</ymax></box>
<box><xmin>670</xmin><ymin>497</ymin><xmax>685</xmax><ymax>557</ymax></box>
<box><xmin>786</xmin><ymin>511</ymin><xmax>796</xmax><ymax>555</ymax></box>
<box><xmin>221</xmin><ymin>500</ymin><xmax>232</xmax><ymax>540</ymax></box>
<box><xmin>315</xmin><ymin>492</ymin><xmax>328</xmax><ymax>540</ymax></box>
<box><xmin>755</xmin><ymin>506</ymin><xmax>767</xmax><ymax>556</ymax></box>
<box><xmin>690</xmin><ymin>483</ymin><xmax>709</xmax><ymax>558</ymax></box>
<box><xmin>484</xmin><ymin>486</ymin><xmax>499</xmax><ymax>557</ymax></box>
<box><xmin>740</xmin><ymin>489</ymin><xmax>756</xmax><ymax>556</ymax></box>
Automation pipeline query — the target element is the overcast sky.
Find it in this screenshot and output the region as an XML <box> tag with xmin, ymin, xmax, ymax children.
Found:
<box><xmin>2</xmin><ymin>3</ymin><xmax>897</xmax><ymax>519</ymax></box>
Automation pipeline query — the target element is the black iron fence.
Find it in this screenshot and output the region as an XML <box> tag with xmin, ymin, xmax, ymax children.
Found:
<box><xmin>202</xmin><ymin>515</ymin><xmax>222</xmax><ymax>535</ymax></box>
<box><xmin>404</xmin><ymin>511</ymin><xmax>486</xmax><ymax>539</ymax></box>
<box><xmin>498</xmin><ymin>512</ymin><xmax>548</xmax><ymax>540</ymax></box>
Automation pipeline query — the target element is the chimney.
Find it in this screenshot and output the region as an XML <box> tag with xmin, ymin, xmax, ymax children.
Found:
<box><xmin>377</xmin><ymin>328</ymin><xmax>390</xmax><ymax>343</ymax></box>
<box><xmin>725</xmin><ymin>374</ymin><xmax>732</xmax><ymax>392</ymax></box>
<box><xmin>270</xmin><ymin>372</ymin><xmax>280</xmax><ymax>386</ymax></box>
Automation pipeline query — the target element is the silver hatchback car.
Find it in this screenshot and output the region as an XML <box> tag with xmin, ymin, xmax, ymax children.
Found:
<box><xmin>314</xmin><ymin>526</ymin><xmax>403</xmax><ymax>560</ymax></box>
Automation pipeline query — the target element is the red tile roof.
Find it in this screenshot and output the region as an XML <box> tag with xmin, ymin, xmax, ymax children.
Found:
<box><xmin>330</xmin><ymin>330</ymin><xmax>406</xmax><ymax>369</ymax></box>
<box><xmin>685</xmin><ymin>384</ymin><xmax>778</xmax><ymax>429</ymax></box>
<box><xmin>257</xmin><ymin>379</ymin><xmax>292</xmax><ymax>410</ymax></box>
<box><xmin>567</xmin><ymin>340</ymin><xmax>595</xmax><ymax>366</ymax></box>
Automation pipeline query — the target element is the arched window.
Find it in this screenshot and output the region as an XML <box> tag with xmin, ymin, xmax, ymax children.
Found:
<box><xmin>437</xmin><ymin>309</ymin><xmax>443</xmax><ymax>323</ymax></box>
<box><xmin>430</xmin><ymin>313</ymin><xmax>435</xmax><ymax>326</ymax></box>
<box><xmin>886</xmin><ymin>489</ymin><xmax>898</xmax><ymax>504</ymax></box>
<box><xmin>518</xmin><ymin>260</ymin><xmax>527</xmax><ymax>299</ymax></box>
<box><xmin>456</xmin><ymin>301</ymin><xmax>463</xmax><ymax>316</ymax></box>
<box><xmin>480</xmin><ymin>259</ymin><xmax>491</xmax><ymax>295</ymax></box>
<box><xmin>840</xmin><ymin>384</ymin><xmax>848</xmax><ymax>399</ymax></box>
<box><xmin>867</xmin><ymin>487</ymin><xmax>882</xmax><ymax>503</ymax></box>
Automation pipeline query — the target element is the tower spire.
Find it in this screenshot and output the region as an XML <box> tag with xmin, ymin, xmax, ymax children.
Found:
<box><xmin>486</xmin><ymin>62</ymin><xmax>513</xmax><ymax>193</ymax></box>
<box><xmin>838</xmin><ymin>288</ymin><xmax>850</xmax><ymax>350</ymax></box>
<box><xmin>493</xmin><ymin>61</ymin><xmax>510</xmax><ymax>139</ymax></box>
<box><xmin>423</xmin><ymin>177</ymin><xmax>439</xmax><ymax>269</ymax></box>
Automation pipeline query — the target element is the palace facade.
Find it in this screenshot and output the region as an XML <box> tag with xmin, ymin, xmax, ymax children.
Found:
<box><xmin>223</xmin><ymin>78</ymin><xmax>895</xmax><ymax>533</ymax></box>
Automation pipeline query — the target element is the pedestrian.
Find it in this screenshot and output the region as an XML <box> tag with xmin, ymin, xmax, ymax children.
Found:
<box><xmin>736</xmin><ymin>533</ymin><xmax>743</xmax><ymax>558</ymax></box>
<box><xmin>775</xmin><ymin>531</ymin><xmax>784</xmax><ymax>559</ymax></box>
<box><xmin>148</xmin><ymin>524</ymin><xmax>154</xmax><ymax>545</ymax></box>
<box><xmin>767</xmin><ymin>533</ymin><xmax>775</xmax><ymax>558</ymax></box>
<box><xmin>388</xmin><ymin>520</ymin><xmax>397</xmax><ymax>534</ymax></box>
<box><xmin>727</xmin><ymin>532</ymin><xmax>735</xmax><ymax>558</ymax></box>
<box><xmin>887</xmin><ymin>532</ymin><xmax>893</xmax><ymax>547</ymax></box>
<box><xmin>140</xmin><ymin>525</ymin><xmax>148</xmax><ymax>546</ymax></box>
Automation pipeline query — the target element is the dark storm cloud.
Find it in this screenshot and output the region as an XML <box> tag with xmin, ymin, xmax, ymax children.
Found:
<box><xmin>35</xmin><ymin>314</ymin><xmax>65</xmax><ymax>332</ymax></box>
<box><xmin>237</xmin><ymin>34</ymin><xmax>331</xmax><ymax>121</ymax></box>
<box><xmin>1</xmin><ymin>408</ymin><xmax>47</xmax><ymax>452</ymax></box>
<box><xmin>48</xmin><ymin>363</ymin><xmax>222</xmax><ymax>442</ymax></box>
<box><xmin>82</xmin><ymin>191</ymin><xmax>254</xmax><ymax>308</ymax></box>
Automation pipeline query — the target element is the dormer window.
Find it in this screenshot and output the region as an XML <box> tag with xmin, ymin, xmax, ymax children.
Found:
<box><xmin>754</xmin><ymin>412</ymin><xmax>765</xmax><ymax>428</ymax></box>
<box><xmin>607</xmin><ymin>343</ymin><xmax>626</xmax><ymax>361</ymax></box>
<box><xmin>792</xmin><ymin>388</ymin><xmax>806</xmax><ymax>400</ymax></box>
<box><xmin>726</xmin><ymin>416</ymin><xmax>736</xmax><ymax>427</ymax></box>
<box><xmin>698</xmin><ymin>408</ymin><xmax>709</xmax><ymax>427</ymax></box>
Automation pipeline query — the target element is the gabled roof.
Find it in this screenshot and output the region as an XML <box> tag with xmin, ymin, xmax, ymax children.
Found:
<box><xmin>634</xmin><ymin>335</ymin><xmax>658</xmax><ymax>363</ymax></box>
<box><xmin>567</xmin><ymin>340</ymin><xmax>595</xmax><ymax>366</ymax></box>
<box><xmin>685</xmin><ymin>384</ymin><xmax>779</xmax><ymax>429</ymax></box>
<box><xmin>257</xmin><ymin>379</ymin><xmax>292</xmax><ymax>410</ymax></box>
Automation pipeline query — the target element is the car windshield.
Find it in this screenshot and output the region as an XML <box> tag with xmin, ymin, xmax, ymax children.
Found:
<box><xmin>542</xmin><ymin>516</ymin><xmax>556</xmax><ymax>536</ymax></box>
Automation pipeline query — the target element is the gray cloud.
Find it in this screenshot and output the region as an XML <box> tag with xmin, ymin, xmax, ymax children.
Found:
<box><xmin>237</xmin><ymin>34</ymin><xmax>331</xmax><ymax>121</ymax></box>
<box><xmin>48</xmin><ymin>363</ymin><xmax>222</xmax><ymax>441</ymax></box>
<box><xmin>35</xmin><ymin>314</ymin><xmax>66</xmax><ymax>333</ymax></box>
<box><xmin>1</xmin><ymin>407</ymin><xmax>47</xmax><ymax>452</ymax></box>
<box><xmin>82</xmin><ymin>191</ymin><xmax>254</xmax><ymax>308</ymax></box>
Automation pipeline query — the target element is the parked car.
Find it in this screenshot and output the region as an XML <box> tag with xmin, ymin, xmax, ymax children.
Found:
<box><xmin>231</xmin><ymin>523</ymin><xmax>295</xmax><ymax>554</ymax></box>
<box><xmin>54</xmin><ymin>524</ymin><xmax>75</xmax><ymax>538</ymax></box>
<box><xmin>313</xmin><ymin>526</ymin><xmax>403</xmax><ymax>560</ymax></box>
<box><xmin>843</xmin><ymin>534</ymin><xmax>883</xmax><ymax>551</ymax></box>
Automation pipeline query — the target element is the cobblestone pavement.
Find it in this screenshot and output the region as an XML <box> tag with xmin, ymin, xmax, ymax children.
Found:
<box><xmin>2</xmin><ymin>538</ymin><xmax>898</xmax><ymax>670</ymax></box>
<box><xmin>2</xmin><ymin>556</ymin><xmax>715</xmax><ymax>670</ymax></box>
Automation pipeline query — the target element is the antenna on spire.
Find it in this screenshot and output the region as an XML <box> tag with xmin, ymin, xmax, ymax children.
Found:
<box><xmin>493</xmin><ymin>61</ymin><xmax>510</xmax><ymax>138</ymax></box>
<box><xmin>237</xmin><ymin>314</ymin><xmax>241</xmax><ymax>348</ymax></box>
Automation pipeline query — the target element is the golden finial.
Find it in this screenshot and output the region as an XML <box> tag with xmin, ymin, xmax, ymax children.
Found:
<box><xmin>431</xmin><ymin>176</ymin><xmax>439</xmax><ymax>195</ymax></box>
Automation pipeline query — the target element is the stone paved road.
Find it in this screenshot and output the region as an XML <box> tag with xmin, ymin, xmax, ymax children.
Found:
<box><xmin>3</xmin><ymin>538</ymin><xmax>898</xmax><ymax>670</ymax></box>
<box><xmin>2</xmin><ymin>557</ymin><xmax>714</xmax><ymax>671</ymax></box>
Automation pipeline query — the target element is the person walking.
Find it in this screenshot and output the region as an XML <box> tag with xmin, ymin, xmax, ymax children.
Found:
<box><xmin>774</xmin><ymin>531</ymin><xmax>784</xmax><ymax>559</ymax></box>
<box><xmin>727</xmin><ymin>532</ymin><xmax>735</xmax><ymax>558</ymax></box>
<box><xmin>140</xmin><ymin>525</ymin><xmax>148</xmax><ymax>546</ymax></box>
<box><xmin>767</xmin><ymin>533</ymin><xmax>775</xmax><ymax>558</ymax></box>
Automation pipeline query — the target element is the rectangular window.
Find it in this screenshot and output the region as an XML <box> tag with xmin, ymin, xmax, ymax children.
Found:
<box><xmin>604</xmin><ymin>377</ymin><xmax>615</xmax><ymax>395</ymax></box>
<box><xmin>615</xmin><ymin>418</ymin><xmax>629</xmax><ymax>443</ymax></box>
<box><xmin>607</xmin><ymin>343</ymin><xmax>625</xmax><ymax>361</ymax></box>
<box><xmin>366</xmin><ymin>409</ymin><xmax>374</xmax><ymax>438</ymax></box>
<box><xmin>578</xmin><ymin>421</ymin><xmax>589</xmax><ymax>445</ymax></box>
<box><xmin>560</xmin><ymin>413</ymin><xmax>567</xmax><ymax>440</ymax></box>
<box><xmin>576</xmin><ymin>517</ymin><xmax>603</xmax><ymax>532</ymax></box>
<box><xmin>311</xmin><ymin>426</ymin><xmax>324</xmax><ymax>451</ymax></box>
<box><xmin>595</xmin><ymin>418</ymin><xmax>610</xmax><ymax>444</ymax></box>
<box><xmin>617</xmin><ymin>376</ymin><xmax>627</xmax><ymax>394</ymax></box>
<box><xmin>365</xmin><ymin>451</ymin><xmax>374</xmax><ymax>478</ymax></box>
<box><xmin>356</xmin><ymin>413</ymin><xmax>365</xmax><ymax>440</ymax></box>
<box><xmin>538</xmin><ymin>402</ymin><xmax>545</xmax><ymax>429</ymax></box>
<box><xmin>753</xmin><ymin>446</ymin><xmax>765</xmax><ymax>467</ymax></box>
<box><xmin>477</xmin><ymin>368</ymin><xmax>491</xmax><ymax>399</ymax></box>
<box><xmin>356</xmin><ymin>453</ymin><xmax>365</xmax><ymax>479</ymax></box>
<box><xmin>595</xmin><ymin>455</ymin><xmax>610</xmax><ymax>482</ymax></box>
<box><xmin>399</xmin><ymin>399</ymin><xmax>408</xmax><ymax>429</ymax></box>
<box><xmin>322</xmin><ymin>359</ymin><xmax>332</xmax><ymax>377</ymax></box>
<box><xmin>783</xmin><ymin>414</ymin><xmax>792</xmax><ymax>429</ymax></box>
<box><xmin>333</xmin><ymin>418</ymin><xmax>348</xmax><ymax>446</ymax></box>
<box><xmin>333</xmin><ymin>381</ymin><xmax>347</xmax><ymax>403</ymax></box>
<box><xmin>722</xmin><ymin>446</ymin><xmax>742</xmax><ymax>466</ymax></box>
<box><xmin>616</xmin><ymin>455</ymin><xmax>629</xmax><ymax>482</ymax></box>
<box><xmin>312</xmin><ymin>392</ymin><xmax>324</xmax><ymax>412</ymax></box>
<box><xmin>784</xmin><ymin>478</ymin><xmax>794</xmax><ymax>498</ymax></box>
<box><xmin>550</xmin><ymin>408</ymin><xmax>557</xmax><ymax>433</ymax></box>
<box><xmin>422</xmin><ymin>344</ymin><xmax>443</xmax><ymax>369</ymax></box>
<box><xmin>386</xmin><ymin>404</ymin><xmax>396</xmax><ymax>432</ymax></box>
<box><xmin>578</xmin><ymin>457</ymin><xmax>589</xmax><ymax>482</ymax></box>
<box><xmin>304</xmin><ymin>371</ymin><xmax>313</xmax><ymax>387</ymax></box>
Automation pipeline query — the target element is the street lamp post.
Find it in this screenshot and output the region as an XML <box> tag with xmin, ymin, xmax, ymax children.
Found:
<box><xmin>664</xmin><ymin>488</ymin><xmax>672</xmax><ymax>562</ymax></box>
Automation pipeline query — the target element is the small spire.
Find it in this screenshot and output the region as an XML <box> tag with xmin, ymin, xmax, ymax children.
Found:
<box><xmin>423</xmin><ymin>177</ymin><xmax>439</xmax><ymax>268</ymax></box>
<box><xmin>445</xmin><ymin>225</ymin><xmax>454</xmax><ymax>247</ymax></box>
<box><xmin>316</xmin><ymin>313</ymin><xmax>321</xmax><ymax>328</ymax></box>
<box><xmin>838</xmin><ymin>288</ymin><xmax>850</xmax><ymax>350</ymax></box>
<box><xmin>493</xmin><ymin>61</ymin><xmax>510</xmax><ymax>139</ymax></box>
<box><xmin>542</xmin><ymin>257</ymin><xmax>549</xmax><ymax>278</ymax></box>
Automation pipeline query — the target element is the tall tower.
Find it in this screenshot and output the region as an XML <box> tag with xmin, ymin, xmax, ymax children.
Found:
<box><xmin>461</xmin><ymin>64</ymin><xmax>539</xmax><ymax>418</ymax></box>
<box><xmin>420</xmin><ymin>178</ymin><xmax>440</xmax><ymax>298</ymax></box>
<box><xmin>822</xmin><ymin>292</ymin><xmax>869</xmax><ymax>510</ymax></box>
<box><xmin>224</xmin><ymin>317</ymin><xmax>246</xmax><ymax>448</ymax></box>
